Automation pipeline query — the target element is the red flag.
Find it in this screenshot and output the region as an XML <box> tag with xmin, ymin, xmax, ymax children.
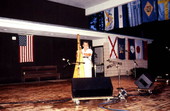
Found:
<box><xmin>19</xmin><ymin>35</ymin><xmax>34</xmax><ymax>63</ymax></box>
<box><xmin>143</xmin><ymin>40</ymin><xmax>148</xmax><ymax>60</ymax></box>
<box><xmin>108</xmin><ymin>36</ymin><xmax>118</xmax><ymax>59</ymax></box>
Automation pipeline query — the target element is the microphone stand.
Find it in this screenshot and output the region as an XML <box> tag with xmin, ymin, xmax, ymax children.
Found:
<box><xmin>93</xmin><ymin>64</ymin><xmax>96</xmax><ymax>77</ymax></box>
<box><xmin>106</xmin><ymin>59</ymin><xmax>127</xmax><ymax>99</ymax></box>
<box><xmin>116</xmin><ymin>63</ymin><xmax>128</xmax><ymax>100</ymax></box>
<box><xmin>133</xmin><ymin>60</ymin><xmax>138</xmax><ymax>79</ymax></box>
<box><xmin>117</xmin><ymin>64</ymin><xmax>121</xmax><ymax>90</ymax></box>
<box><xmin>106</xmin><ymin>59</ymin><xmax>123</xmax><ymax>89</ymax></box>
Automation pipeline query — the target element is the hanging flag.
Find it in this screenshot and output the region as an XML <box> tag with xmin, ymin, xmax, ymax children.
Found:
<box><xmin>114</xmin><ymin>4</ymin><xmax>129</xmax><ymax>28</ymax></box>
<box><xmin>135</xmin><ymin>39</ymin><xmax>143</xmax><ymax>59</ymax></box>
<box><xmin>127</xmin><ymin>0</ymin><xmax>142</xmax><ymax>27</ymax></box>
<box><xmin>128</xmin><ymin>39</ymin><xmax>136</xmax><ymax>60</ymax></box>
<box><xmin>157</xmin><ymin>0</ymin><xmax>170</xmax><ymax>21</ymax></box>
<box><xmin>89</xmin><ymin>14</ymin><xmax>98</xmax><ymax>31</ymax></box>
<box><xmin>141</xmin><ymin>0</ymin><xmax>158</xmax><ymax>23</ymax></box>
<box><xmin>143</xmin><ymin>41</ymin><xmax>148</xmax><ymax>60</ymax></box>
<box><xmin>104</xmin><ymin>8</ymin><xmax>114</xmax><ymax>31</ymax></box>
<box><xmin>108</xmin><ymin>36</ymin><xmax>118</xmax><ymax>59</ymax></box>
<box><xmin>118</xmin><ymin>38</ymin><xmax>126</xmax><ymax>60</ymax></box>
<box><xmin>19</xmin><ymin>35</ymin><xmax>34</xmax><ymax>63</ymax></box>
<box><xmin>98</xmin><ymin>11</ymin><xmax>105</xmax><ymax>31</ymax></box>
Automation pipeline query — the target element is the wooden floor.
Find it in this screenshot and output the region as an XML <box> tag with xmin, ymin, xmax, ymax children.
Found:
<box><xmin>0</xmin><ymin>76</ymin><xmax>169</xmax><ymax>111</ymax></box>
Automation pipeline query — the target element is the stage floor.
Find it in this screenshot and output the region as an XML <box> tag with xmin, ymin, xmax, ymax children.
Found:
<box><xmin>0</xmin><ymin>76</ymin><xmax>169</xmax><ymax>111</ymax></box>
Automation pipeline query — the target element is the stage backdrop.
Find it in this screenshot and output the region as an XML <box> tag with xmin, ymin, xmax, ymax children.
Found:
<box><xmin>92</xmin><ymin>34</ymin><xmax>152</xmax><ymax>77</ymax></box>
<box><xmin>0</xmin><ymin>32</ymin><xmax>92</xmax><ymax>83</ymax></box>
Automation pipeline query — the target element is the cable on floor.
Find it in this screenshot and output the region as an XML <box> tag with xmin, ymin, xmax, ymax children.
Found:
<box><xmin>0</xmin><ymin>98</ymin><xmax>72</xmax><ymax>105</ymax></box>
<box><xmin>98</xmin><ymin>96</ymin><xmax>128</xmax><ymax>111</ymax></box>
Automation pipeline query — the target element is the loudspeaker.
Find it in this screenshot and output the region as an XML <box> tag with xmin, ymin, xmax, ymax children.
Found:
<box><xmin>135</xmin><ymin>73</ymin><xmax>155</xmax><ymax>89</ymax></box>
<box><xmin>72</xmin><ymin>77</ymin><xmax>113</xmax><ymax>98</ymax></box>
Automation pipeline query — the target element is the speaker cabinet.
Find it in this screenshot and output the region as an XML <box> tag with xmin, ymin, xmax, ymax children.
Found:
<box><xmin>135</xmin><ymin>74</ymin><xmax>155</xmax><ymax>89</ymax></box>
<box><xmin>72</xmin><ymin>77</ymin><xmax>113</xmax><ymax>98</ymax></box>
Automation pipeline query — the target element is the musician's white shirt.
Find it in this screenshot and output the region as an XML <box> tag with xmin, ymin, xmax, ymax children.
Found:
<box><xmin>82</xmin><ymin>48</ymin><xmax>93</xmax><ymax>77</ymax></box>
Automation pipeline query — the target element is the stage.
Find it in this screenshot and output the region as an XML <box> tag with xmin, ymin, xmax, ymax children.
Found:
<box><xmin>0</xmin><ymin>76</ymin><xmax>169</xmax><ymax>111</ymax></box>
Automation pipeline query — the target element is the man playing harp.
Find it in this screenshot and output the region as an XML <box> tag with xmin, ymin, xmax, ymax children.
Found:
<box><xmin>82</xmin><ymin>41</ymin><xmax>93</xmax><ymax>77</ymax></box>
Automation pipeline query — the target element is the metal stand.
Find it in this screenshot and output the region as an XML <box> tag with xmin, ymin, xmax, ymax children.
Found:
<box><xmin>133</xmin><ymin>60</ymin><xmax>138</xmax><ymax>79</ymax></box>
<box><xmin>116</xmin><ymin>64</ymin><xmax>122</xmax><ymax>89</ymax></box>
<box><xmin>94</xmin><ymin>64</ymin><xmax>96</xmax><ymax>77</ymax></box>
<box><xmin>116</xmin><ymin>65</ymin><xmax>127</xmax><ymax>100</ymax></box>
<box><xmin>118</xmin><ymin>88</ymin><xmax>127</xmax><ymax>100</ymax></box>
<box><xmin>72</xmin><ymin>96</ymin><xmax>113</xmax><ymax>105</ymax></box>
<box><xmin>106</xmin><ymin>59</ymin><xmax>127</xmax><ymax>100</ymax></box>
<box><xmin>106</xmin><ymin>59</ymin><xmax>122</xmax><ymax>89</ymax></box>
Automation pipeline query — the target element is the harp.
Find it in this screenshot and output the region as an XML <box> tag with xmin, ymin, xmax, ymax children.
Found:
<box><xmin>73</xmin><ymin>34</ymin><xmax>85</xmax><ymax>78</ymax></box>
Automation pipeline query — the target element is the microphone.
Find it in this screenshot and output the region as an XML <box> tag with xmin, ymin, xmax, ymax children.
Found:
<box><xmin>67</xmin><ymin>59</ymin><xmax>71</xmax><ymax>65</ymax></box>
<box><xmin>107</xmin><ymin>64</ymin><xmax>112</xmax><ymax>69</ymax></box>
<box><xmin>107</xmin><ymin>59</ymin><xmax>112</xmax><ymax>62</ymax></box>
<box><xmin>133</xmin><ymin>60</ymin><xmax>138</xmax><ymax>66</ymax></box>
<box><xmin>62</xmin><ymin>58</ymin><xmax>71</xmax><ymax>68</ymax></box>
<box><xmin>62</xmin><ymin>58</ymin><xmax>70</xmax><ymax>62</ymax></box>
<box><xmin>62</xmin><ymin>58</ymin><xmax>66</xmax><ymax>61</ymax></box>
<box><xmin>125</xmin><ymin>50</ymin><xmax>129</xmax><ymax>52</ymax></box>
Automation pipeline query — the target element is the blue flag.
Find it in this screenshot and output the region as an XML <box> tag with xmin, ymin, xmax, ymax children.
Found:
<box><xmin>118</xmin><ymin>38</ymin><xmax>125</xmax><ymax>60</ymax></box>
<box><xmin>128</xmin><ymin>39</ymin><xmax>136</xmax><ymax>60</ymax></box>
<box><xmin>127</xmin><ymin>0</ymin><xmax>142</xmax><ymax>27</ymax></box>
<box><xmin>141</xmin><ymin>0</ymin><xmax>158</xmax><ymax>23</ymax></box>
<box><xmin>157</xmin><ymin>0</ymin><xmax>170</xmax><ymax>21</ymax></box>
<box><xmin>19</xmin><ymin>35</ymin><xmax>27</xmax><ymax>46</ymax></box>
<box><xmin>114</xmin><ymin>4</ymin><xmax>129</xmax><ymax>28</ymax></box>
<box><xmin>89</xmin><ymin>12</ymin><xmax>105</xmax><ymax>31</ymax></box>
<box><xmin>89</xmin><ymin>14</ymin><xmax>98</xmax><ymax>31</ymax></box>
<box><xmin>98</xmin><ymin>11</ymin><xmax>105</xmax><ymax>31</ymax></box>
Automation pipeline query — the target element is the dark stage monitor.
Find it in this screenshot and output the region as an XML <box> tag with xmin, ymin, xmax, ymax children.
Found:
<box><xmin>135</xmin><ymin>74</ymin><xmax>154</xmax><ymax>89</ymax></box>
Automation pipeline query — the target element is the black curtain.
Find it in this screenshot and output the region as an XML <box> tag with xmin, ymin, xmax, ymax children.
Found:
<box><xmin>0</xmin><ymin>33</ymin><xmax>20</xmax><ymax>83</ymax></box>
<box><xmin>33</xmin><ymin>36</ymin><xmax>92</xmax><ymax>78</ymax></box>
<box><xmin>0</xmin><ymin>0</ymin><xmax>88</xmax><ymax>29</ymax></box>
<box><xmin>0</xmin><ymin>32</ymin><xmax>92</xmax><ymax>83</ymax></box>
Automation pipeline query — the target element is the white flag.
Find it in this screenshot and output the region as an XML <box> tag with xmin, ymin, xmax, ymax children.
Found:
<box><xmin>135</xmin><ymin>39</ymin><xmax>143</xmax><ymax>59</ymax></box>
<box><xmin>118</xmin><ymin>6</ymin><xmax>123</xmax><ymax>28</ymax></box>
<box><xmin>104</xmin><ymin>8</ymin><xmax>114</xmax><ymax>31</ymax></box>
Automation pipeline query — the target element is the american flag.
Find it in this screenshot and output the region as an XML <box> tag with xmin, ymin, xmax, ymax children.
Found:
<box><xmin>19</xmin><ymin>35</ymin><xmax>34</xmax><ymax>63</ymax></box>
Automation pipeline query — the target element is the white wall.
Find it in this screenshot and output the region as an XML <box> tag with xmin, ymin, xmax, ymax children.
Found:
<box><xmin>92</xmin><ymin>34</ymin><xmax>152</xmax><ymax>77</ymax></box>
